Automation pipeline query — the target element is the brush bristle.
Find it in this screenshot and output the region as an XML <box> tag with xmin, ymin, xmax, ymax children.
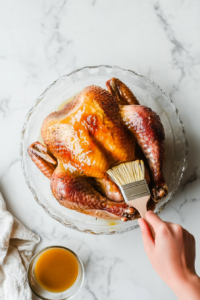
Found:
<box><xmin>107</xmin><ymin>160</ymin><xmax>145</xmax><ymax>186</ymax></box>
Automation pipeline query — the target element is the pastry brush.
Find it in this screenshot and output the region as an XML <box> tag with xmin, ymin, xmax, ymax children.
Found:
<box><xmin>107</xmin><ymin>160</ymin><xmax>155</xmax><ymax>238</ymax></box>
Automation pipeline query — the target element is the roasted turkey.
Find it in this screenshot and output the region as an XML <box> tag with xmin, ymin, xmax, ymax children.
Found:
<box><xmin>28</xmin><ymin>78</ymin><xmax>168</xmax><ymax>221</ymax></box>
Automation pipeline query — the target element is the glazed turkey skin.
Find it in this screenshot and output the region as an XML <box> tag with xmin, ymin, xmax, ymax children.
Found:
<box><xmin>28</xmin><ymin>78</ymin><xmax>168</xmax><ymax>221</ymax></box>
<box><xmin>41</xmin><ymin>85</ymin><xmax>136</xmax><ymax>178</ymax></box>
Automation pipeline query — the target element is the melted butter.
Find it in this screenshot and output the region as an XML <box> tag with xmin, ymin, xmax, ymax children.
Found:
<box><xmin>109</xmin><ymin>221</ymin><xmax>118</xmax><ymax>226</ymax></box>
<box><xmin>38</xmin><ymin>133</ymin><xmax>45</xmax><ymax>145</ymax></box>
<box><xmin>34</xmin><ymin>248</ymin><xmax>79</xmax><ymax>293</ymax></box>
<box><xmin>58</xmin><ymin>95</ymin><xmax>76</xmax><ymax>110</ymax></box>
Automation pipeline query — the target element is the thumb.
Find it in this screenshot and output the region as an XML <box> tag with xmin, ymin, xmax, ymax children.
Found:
<box><xmin>138</xmin><ymin>218</ymin><xmax>154</xmax><ymax>255</ymax></box>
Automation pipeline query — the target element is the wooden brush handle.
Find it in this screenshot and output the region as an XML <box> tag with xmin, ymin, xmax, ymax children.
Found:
<box><xmin>128</xmin><ymin>196</ymin><xmax>155</xmax><ymax>239</ymax></box>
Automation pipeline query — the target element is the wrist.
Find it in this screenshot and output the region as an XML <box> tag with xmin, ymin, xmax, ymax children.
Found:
<box><xmin>172</xmin><ymin>273</ymin><xmax>200</xmax><ymax>300</ymax></box>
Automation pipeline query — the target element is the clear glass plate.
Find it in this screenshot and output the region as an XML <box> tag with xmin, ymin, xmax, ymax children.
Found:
<box><xmin>20</xmin><ymin>65</ymin><xmax>188</xmax><ymax>235</ymax></box>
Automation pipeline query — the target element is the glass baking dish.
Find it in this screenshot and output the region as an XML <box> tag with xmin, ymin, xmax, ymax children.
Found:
<box><xmin>21</xmin><ymin>65</ymin><xmax>188</xmax><ymax>235</ymax></box>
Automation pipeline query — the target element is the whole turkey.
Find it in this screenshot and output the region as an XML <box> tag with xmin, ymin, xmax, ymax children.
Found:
<box><xmin>28</xmin><ymin>78</ymin><xmax>168</xmax><ymax>221</ymax></box>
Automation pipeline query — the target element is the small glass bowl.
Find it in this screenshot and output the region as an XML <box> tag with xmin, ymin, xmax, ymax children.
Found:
<box><xmin>27</xmin><ymin>246</ymin><xmax>84</xmax><ymax>300</ymax></box>
<box><xmin>21</xmin><ymin>65</ymin><xmax>188</xmax><ymax>234</ymax></box>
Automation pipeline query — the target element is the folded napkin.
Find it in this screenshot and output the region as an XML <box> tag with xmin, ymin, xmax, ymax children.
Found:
<box><xmin>0</xmin><ymin>192</ymin><xmax>40</xmax><ymax>300</ymax></box>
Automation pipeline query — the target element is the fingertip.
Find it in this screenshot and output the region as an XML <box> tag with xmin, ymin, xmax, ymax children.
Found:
<box><xmin>138</xmin><ymin>218</ymin><xmax>147</xmax><ymax>233</ymax></box>
<box><xmin>145</xmin><ymin>210</ymin><xmax>160</xmax><ymax>223</ymax></box>
<box><xmin>145</xmin><ymin>211</ymin><xmax>163</xmax><ymax>235</ymax></box>
<box><xmin>145</xmin><ymin>210</ymin><xmax>155</xmax><ymax>218</ymax></box>
<box><xmin>138</xmin><ymin>218</ymin><xmax>146</xmax><ymax>229</ymax></box>
<box><xmin>138</xmin><ymin>218</ymin><xmax>150</xmax><ymax>234</ymax></box>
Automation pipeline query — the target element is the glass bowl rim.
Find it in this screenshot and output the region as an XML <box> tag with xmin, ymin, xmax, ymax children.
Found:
<box><xmin>20</xmin><ymin>65</ymin><xmax>188</xmax><ymax>235</ymax></box>
<box><xmin>27</xmin><ymin>245</ymin><xmax>84</xmax><ymax>300</ymax></box>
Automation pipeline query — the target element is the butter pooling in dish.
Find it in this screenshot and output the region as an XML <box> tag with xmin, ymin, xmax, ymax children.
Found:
<box><xmin>28</xmin><ymin>78</ymin><xmax>168</xmax><ymax>221</ymax></box>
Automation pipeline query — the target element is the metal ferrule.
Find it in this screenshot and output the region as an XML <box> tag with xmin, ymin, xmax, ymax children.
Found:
<box><xmin>119</xmin><ymin>179</ymin><xmax>150</xmax><ymax>203</ymax></box>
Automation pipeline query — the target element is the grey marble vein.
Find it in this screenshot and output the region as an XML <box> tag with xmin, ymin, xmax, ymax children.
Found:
<box><xmin>0</xmin><ymin>98</ymin><xmax>10</xmax><ymax>118</ymax></box>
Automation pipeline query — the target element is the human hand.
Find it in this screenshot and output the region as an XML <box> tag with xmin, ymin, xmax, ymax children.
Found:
<box><xmin>138</xmin><ymin>211</ymin><xmax>200</xmax><ymax>300</ymax></box>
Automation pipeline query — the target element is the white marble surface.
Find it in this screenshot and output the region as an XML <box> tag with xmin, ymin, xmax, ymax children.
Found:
<box><xmin>0</xmin><ymin>0</ymin><xmax>200</xmax><ymax>299</ymax></box>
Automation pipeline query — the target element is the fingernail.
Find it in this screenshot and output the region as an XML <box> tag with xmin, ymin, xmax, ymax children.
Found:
<box><xmin>146</xmin><ymin>210</ymin><xmax>153</xmax><ymax>217</ymax></box>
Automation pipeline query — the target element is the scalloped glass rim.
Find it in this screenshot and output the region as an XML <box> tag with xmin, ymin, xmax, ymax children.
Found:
<box><xmin>20</xmin><ymin>65</ymin><xmax>188</xmax><ymax>235</ymax></box>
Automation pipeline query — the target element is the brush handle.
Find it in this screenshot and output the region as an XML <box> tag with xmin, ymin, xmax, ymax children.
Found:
<box><xmin>128</xmin><ymin>196</ymin><xmax>155</xmax><ymax>239</ymax></box>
